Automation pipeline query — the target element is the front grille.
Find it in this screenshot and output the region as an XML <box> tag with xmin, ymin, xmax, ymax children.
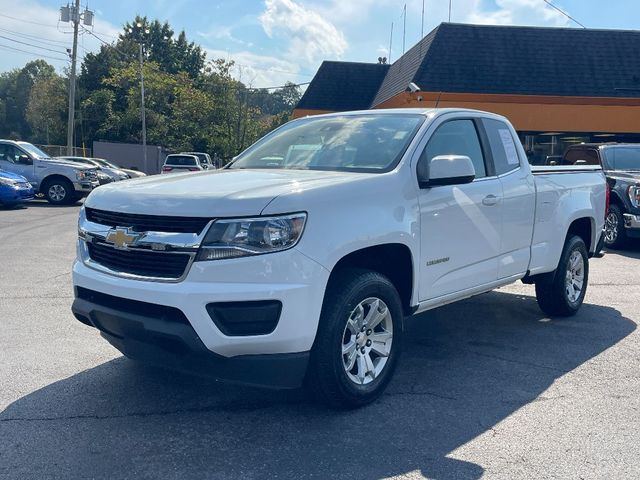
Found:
<box><xmin>86</xmin><ymin>207</ymin><xmax>212</xmax><ymax>234</ymax></box>
<box><xmin>85</xmin><ymin>169</ymin><xmax>99</xmax><ymax>181</ymax></box>
<box><xmin>87</xmin><ymin>242</ymin><xmax>191</xmax><ymax>279</ymax></box>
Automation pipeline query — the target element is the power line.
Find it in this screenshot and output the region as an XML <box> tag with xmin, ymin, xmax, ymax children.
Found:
<box><xmin>0</xmin><ymin>33</ymin><xmax>68</xmax><ymax>55</ymax></box>
<box><xmin>248</xmin><ymin>81</ymin><xmax>310</xmax><ymax>91</ymax></box>
<box><xmin>80</xmin><ymin>25</ymin><xmax>133</xmax><ymax>60</ymax></box>
<box><xmin>0</xmin><ymin>26</ymin><xmax>70</xmax><ymax>46</ymax></box>
<box><xmin>542</xmin><ymin>0</ymin><xmax>586</xmax><ymax>28</ymax></box>
<box><xmin>0</xmin><ymin>43</ymin><xmax>68</xmax><ymax>62</ymax></box>
<box><xmin>0</xmin><ymin>12</ymin><xmax>60</xmax><ymax>29</ymax></box>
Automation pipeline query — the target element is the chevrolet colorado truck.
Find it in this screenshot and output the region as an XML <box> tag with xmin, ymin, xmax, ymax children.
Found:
<box><xmin>562</xmin><ymin>143</ymin><xmax>640</xmax><ymax>249</ymax></box>
<box><xmin>0</xmin><ymin>140</ymin><xmax>99</xmax><ymax>204</ymax></box>
<box><xmin>71</xmin><ymin>109</ymin><xmax>606</xmax><ymax>408</ymax></box>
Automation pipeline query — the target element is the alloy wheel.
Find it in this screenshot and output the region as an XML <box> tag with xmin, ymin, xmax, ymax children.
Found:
<box><xmin>604</xmin><ymin>211</ymin><xmax>618</xmax><ymax>244</ymax></box>
<box><xmin>48</xmin><ymin>184</ymin><xmax>67</xmax><ymax>202</ymax></box>
<box><xmin>565</xmin><ymin>250</ymin><xmax>585</xmax><ymax>304</ymax></box>
<box><xmin>341</xmin><ymin>297</ymin><xmax>393</xmax><ymax>385</ymax></box>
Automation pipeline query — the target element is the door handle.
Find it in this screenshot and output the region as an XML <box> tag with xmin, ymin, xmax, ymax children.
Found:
<box><xmin>482</xmin><ymin>194</ymin><xmax>500</xmax><ymax>206</ymax></box>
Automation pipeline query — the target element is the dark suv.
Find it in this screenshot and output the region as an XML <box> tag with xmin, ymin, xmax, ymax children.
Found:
<box><xmin>563</xmin><ymin>144</ymin><xmax>640</xmax><ymax>248</ymax></box>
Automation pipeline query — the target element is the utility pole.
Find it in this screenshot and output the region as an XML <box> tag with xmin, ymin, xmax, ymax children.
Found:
<box><xmin>402</xmin><ymin>4</ymin><xmax>406</xmax><ymax>55</ymax></box>
<box><xmin>60</xmin><ymin>2</ymin><xmax>93</xmax><ymax>155</ymax></box>
<box><xmin>66</xmin><ymin>0</ymin><xmax>79</xmax><ymax>155</ymax></box>
<box><xmin>139</xmin><ymin>43</ymin><xmax>147</xmax><ymax>174</ymax></box>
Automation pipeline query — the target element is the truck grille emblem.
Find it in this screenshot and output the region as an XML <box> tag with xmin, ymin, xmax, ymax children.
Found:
<box><xmin>105</xmin><ymin>227</ymin><xmax>140</xmax><ymax>250</ymax></box>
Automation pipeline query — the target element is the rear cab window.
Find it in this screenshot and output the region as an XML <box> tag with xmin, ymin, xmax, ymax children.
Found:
<box><xmin>564</xmin><ymin>148</ymin><xmax>600</xmax><ymax>166</ymax></box>
<box><xmin>166</xmin><ymin>155</ymin><xmax>198</xmax><ymax>166</ymax></box>
<box><xmin>481</xmin><ymin>118</ymin><xmax>522</xmax><ymax>175</ymax></box>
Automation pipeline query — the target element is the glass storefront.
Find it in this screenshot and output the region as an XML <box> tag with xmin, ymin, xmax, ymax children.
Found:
<box><xmin>518</xmin><ymin>132</ymin><xmax>640</xmax><ymax>165</ymax></box>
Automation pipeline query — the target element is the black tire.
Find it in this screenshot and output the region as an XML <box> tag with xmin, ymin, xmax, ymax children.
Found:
<box><xmin>535</xmin><ymin>235</ymin><xmax>589</xmax><ymax>317</ymax></box>
<box><xmin>603</xmin><ymin>204</ymin><xmax>626</xmax><ymax>249</ymax></box>
<box><xmin>306</xmin><ymin>268</ymin><xmax>403</xmax><ymax>409</ymax></box>
<box><xmin>42</xmin><ymin>178</ymin><xmax>75</xmax><ymax>205</ymax></box>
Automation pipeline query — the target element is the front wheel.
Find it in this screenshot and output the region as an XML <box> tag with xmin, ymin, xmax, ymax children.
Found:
<box><xmin>307</xmin><ymin>269</ymin><xmax>403</xmax><ymax>409</ymax></box>
<box><xmin>604</xmin><ymin>204</ymin><xmax>626</xmax><ymax>249</ymax></box>
<box><xmin>43</xmin><ymin>179</ymin><xmax>75</xmax><ymax>205</ymax></box>
<box><xmin>535</xmin><ymin>235</ymin><xmax>589</xmax><ymax>317</ymax></box>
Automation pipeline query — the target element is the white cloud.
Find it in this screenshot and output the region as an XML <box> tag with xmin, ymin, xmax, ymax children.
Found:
<box><xmin>0</xmin><ymin>0</ymin><xmax>120</xmax><ymax>72</ymax></box>
<box><xmin>259</xmin><ymin>0</ymin><xmax>347</xmax><ymax>65</ymax></box>
<box><xmin>465</xmin><ymin>0</ymin><xmax>571</xmax><ymax>27</ymax></box>
<box><xmin>204</xmin><ymin>48</ymin><xmax>309</xmax><ymax>88</ymax></box>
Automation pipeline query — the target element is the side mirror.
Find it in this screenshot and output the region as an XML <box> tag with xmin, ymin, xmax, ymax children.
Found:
<box><xmin>418</xmin><ymin>155</ymin><xmax>476</xmax><ymax>188</ymax></box>
<box><xmin>18</xmin><ymin>155</ymin><xmax>32</xmax><ymax>165</ymax></box>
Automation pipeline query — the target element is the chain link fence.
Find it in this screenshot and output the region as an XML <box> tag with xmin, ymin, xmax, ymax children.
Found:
<box><xmin>34</xmin><ymin>145</ymin><xmax>92</xmax><ymax>158</ymax></box>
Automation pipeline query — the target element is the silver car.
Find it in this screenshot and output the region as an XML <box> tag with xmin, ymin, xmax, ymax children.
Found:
<box><xmin>57</xmin><ymin>156</ymin><xmax>129</xmax><ymax>182</ymax></box>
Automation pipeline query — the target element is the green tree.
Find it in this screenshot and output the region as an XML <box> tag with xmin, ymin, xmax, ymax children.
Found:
<box><xmin>26</xmin><ymin>75</ymin><xmax>67</xmax><ymax>144</ymax></box>
<box><xmin>0</xmin><ymin>60</ymin><xmax>56</xmax><ymax>139</ymax></box>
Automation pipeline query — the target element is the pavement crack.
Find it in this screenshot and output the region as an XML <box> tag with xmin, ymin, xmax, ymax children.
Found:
<box><xmin>467</xmin><ymin>350</ymin><xmax>564</xmax><ymax>372</ymax></box>
<box><xmin>387</xmin><ymin>390</ymin><xmax>457</xmax><ymax>400</ymax></box>
<box><xmin>0</xmin><ymin>402</ymin><xmax>283</xmax><ymax>422</ymax></box>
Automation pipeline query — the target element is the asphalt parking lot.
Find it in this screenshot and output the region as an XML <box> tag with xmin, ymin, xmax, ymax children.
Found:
<box><xmin>1</xmin><ymin>202</ymin><xmax>639</xmax><ymax>480</ymax></box>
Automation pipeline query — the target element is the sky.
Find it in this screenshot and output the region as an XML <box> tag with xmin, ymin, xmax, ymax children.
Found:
<box><xmin>0</xmin><ymin>0</ymin><xmax>638</xmax><ymax>88</ymax></box>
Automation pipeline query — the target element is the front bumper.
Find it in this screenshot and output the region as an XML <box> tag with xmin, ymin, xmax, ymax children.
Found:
<box><xmin>623</xmin><ymin>213</ymin><xmax>640</xmax><ymax>238</ymax></box>
<box><xmin>71</xmin><ymin>289</ymin><xmax>309</xmax><ymax>388</ymax></box>
<box><xmin>74</xmin><ymin>180</ymin><xmax>99</xmax><ymax>195</ymax></box>
<box><xmin>72</xmin><ymin>246</ymin><xmax>330</xmax><ymax>384</ymax></box>
<box><xmin>0</xmin><ymin>185</ymin><xmax>35</xmax><ymax>204</ymax></box>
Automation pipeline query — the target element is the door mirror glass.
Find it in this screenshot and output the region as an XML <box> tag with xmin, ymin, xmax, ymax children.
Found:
<box><xmin>18</xmin><ymin>155</ymin><xmax>33</xmax><ymax>165</ymax></box>
<box><xmin>418</xmin><ymin>155</ymin><xmax>476</xmax><ymax>188</ymax></box>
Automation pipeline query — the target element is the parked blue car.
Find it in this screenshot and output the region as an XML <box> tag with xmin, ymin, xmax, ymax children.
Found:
<box><xmin>0</xmin><ymin>169</ymin><xmax>35</xmax><ymax>207</ymax></box>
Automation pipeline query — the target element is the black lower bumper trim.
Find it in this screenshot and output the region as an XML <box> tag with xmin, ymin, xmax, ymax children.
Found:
<box><xmin>72</xmin><ymin>294</ymin><xmax>309</xmax><ymax>389</ymax></box>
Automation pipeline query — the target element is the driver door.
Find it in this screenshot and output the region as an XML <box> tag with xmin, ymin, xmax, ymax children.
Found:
<box><xmin>0</xmin><ymin>144</ymin><xmax>35</xmax><ymax>183</ymax></box>
<box><xmin>416</xmin><ymin>118</ymin><xmax>503</xmax><ymax>301</ymax></box>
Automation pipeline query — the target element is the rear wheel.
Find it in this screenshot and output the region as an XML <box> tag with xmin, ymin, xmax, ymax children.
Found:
<box><xmin>42</xmin><ymin>178</ymin><xmax>75</xmax><ymax>205</ymax></box>
<box><xmin>603</xmin><ymin>204</ymin><xmax>626</xmax><ymax>249</ymax></box>
<box><xmin>307</xmin><ymin>269</ymin><xmax>403</xmax><ymax>409</ymax></box>
<box><xmin>535</xmin><ymin>235</ymin><xmax>589</xmax><ymax>317</ymax></box>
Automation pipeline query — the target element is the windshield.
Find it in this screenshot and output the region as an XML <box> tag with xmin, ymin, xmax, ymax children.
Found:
<box><xmin>603</xmin><ymin>147</ymin><xmax>640</xmax><ymax>171</ymax></box>
<box><xmin>229</xmin><ymin>114</ymin><xmax>425</xmax><ymax>173</ymax></box>
<box><xmin>92</xmin><ymin>158</ymin><xmax>117</xmax><ymax>169</ymax></box>
<box><xmin>17</xmin><ymin>142</ymin><xmax>50</xmax><ymax>159</ymax></box>
<box><xmin>184</xmin><ymin>153</ymin><xmax>209</xmax><ymax>164</ymax></box>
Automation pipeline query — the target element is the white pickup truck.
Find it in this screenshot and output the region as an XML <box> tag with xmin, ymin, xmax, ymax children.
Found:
<box><xmin>72</xmin><ymin>109</ymin><xmax>606</xmax><ymax>408</ymax></box>
<box><xmin>0</xmin><ymin>140</ymin><xmax>99</xmax><ymax>204</ymax></box>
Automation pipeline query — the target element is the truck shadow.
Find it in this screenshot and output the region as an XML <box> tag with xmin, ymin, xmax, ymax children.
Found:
<box><xmin>605</xmin><ymin>242</ymin><xmax>640</xmax><ymax>259</ymax></box>
<box><xmin>1</xmin><ymin>291</ymin><xmax>635</xmax><ymax>479</ymax></box>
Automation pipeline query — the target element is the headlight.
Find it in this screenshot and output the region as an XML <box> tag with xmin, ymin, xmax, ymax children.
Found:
<box><xmin>76</xmin><ymin>171</ymin><xmax>87</xmax><ymax>180</ymax></box>
<box><xmin>196</xmin><ymin>213</ymin><xmax>307</xmax><ymax>261</ymax></box>
<box><xmin>0</xmin><ymin>177</ymin><xmax>17</xmax><ymax>186</ymax></box>
<box><xmin>629</xmin><ymin>185</ymin><xmax>640</xmax><ymax>208</ymax></box>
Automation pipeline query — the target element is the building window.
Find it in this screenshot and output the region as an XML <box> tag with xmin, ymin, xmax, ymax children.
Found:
<box><xmin>518</xmin><ymin>132</ymin><xmax>640</xmax><ymax>165</ymax></box>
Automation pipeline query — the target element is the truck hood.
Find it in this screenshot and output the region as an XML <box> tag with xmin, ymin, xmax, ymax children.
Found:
<box><xmin>0</xmin><ymin>169</ymin><xmax>28</xmax><ymax>182</ymax></box>
<box><xmin>36</xmin><ymin>158</ymin><xmax>94</xmax><ymax>170</ymax></box>
<box><xmin>85</xmin><ymin>168</ymin><xmax>374</xmax><ymax>217</ymax></box>
<box><xmin>607</xmin><ymin>171</ymin><xmax>640</xmax><ymax>182</ymax></box>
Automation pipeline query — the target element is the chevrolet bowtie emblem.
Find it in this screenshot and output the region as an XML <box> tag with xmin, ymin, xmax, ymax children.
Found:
<box><xmin>105</xmin><ymin>227</ymin><xmax>140</xmax><ymax>250</ymax></box>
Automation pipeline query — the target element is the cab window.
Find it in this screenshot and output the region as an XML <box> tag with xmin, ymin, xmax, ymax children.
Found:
<box><xmin>418</xmin><ymin>119</ymin><xmax>487</xmax><ymax>179</ymax></box>
<box><xmin>482</xmin><ymin>118</ymin><xmax>522</xmax><ymax>175</ymax></box>
<box><xmin>564</xmin><ymin>148</ymin><xmax>600</xmax><ymax>166</ymax></box>
<box><xmin>0</xmin><ymin>144</ymin><xmax>24</xmax><ymax>164</ymax></box>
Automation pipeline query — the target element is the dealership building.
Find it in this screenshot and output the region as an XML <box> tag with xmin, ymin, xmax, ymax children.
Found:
<box><xmin>294</xmin><ymin>23</ymin><xmax>640</xmax><ymax>165</ymax></box>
